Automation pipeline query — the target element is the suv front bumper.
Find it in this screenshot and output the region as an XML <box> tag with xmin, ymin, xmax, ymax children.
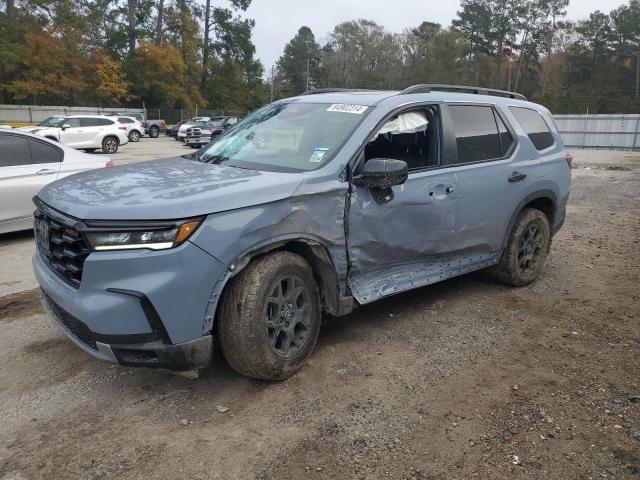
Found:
<box><xmin>33</xmin><ymin>236</ymin><xmax>227</xmax><ymax>371</ymax></box>
<box><xmin>42</xmin><ymin>289</ymin><xmax>212</xmax><ymax>369</ymax></box>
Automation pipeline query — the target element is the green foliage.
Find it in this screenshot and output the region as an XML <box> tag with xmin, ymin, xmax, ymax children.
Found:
<box><xmin>0</xmin><ymin>0</ymin><xmax>262</xmax><ymax>110</ymax></box>
<box><xmin>276</xmin><ymin>26</ymin><xmax>321</xmax><ymax>96</ymax></box>
<box><xmin>1</xmin><ymin>0</ymin><xmax>639</xmax><ymax>113</ymax></box>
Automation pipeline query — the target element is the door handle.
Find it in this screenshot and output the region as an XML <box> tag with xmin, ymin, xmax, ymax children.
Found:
<box><xmin>508</xmin><ymin>171</ymin><xmax>527</xmax><ymax>183</ymax></box>
<box><xmin>36</xmin><ymin>168</ymin><xmax>56</xmax><ymax>175</ymax></box>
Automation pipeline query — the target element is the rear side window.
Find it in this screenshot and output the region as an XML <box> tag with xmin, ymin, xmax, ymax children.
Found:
<box><xmin>65</xmin><ymin>118</ymin><xmax>81</xmax><ymax>128</ymax></box>
<box><xmin>0</xmin><ymin>133</ymin><xmax>31</xmax><ymax>167</ymax></box>
<box><xmin>29</xmin><ymin>139</ymin><xmax>62</xmax><ymax>164</ymax></box>
<box><xmin>81</xmin><ymin>118</ymin><xmax>114</xmax><ymax>127</ymax></box>
<box><xmin>448</xmin><ymin>105</ymin><xmax>502</xmax><ymax>164</ymax></box>
<box><xmin>510</xmin><ymin>107</ymin><xmax>554</xmax><ymax>151</ymax></box>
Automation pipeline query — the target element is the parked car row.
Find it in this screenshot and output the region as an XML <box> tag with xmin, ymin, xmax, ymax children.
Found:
<box><xmin>6</xmin><ymin>112</ymin><xmax>167</xmax><ymax>154</ymax></box>
<box><xmin>166</xmin><ymin>116</ymin><xmax>239</xmax><ymax>148</ymax></box>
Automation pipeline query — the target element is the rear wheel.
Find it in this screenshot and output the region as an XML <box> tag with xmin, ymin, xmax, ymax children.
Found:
<box><xmin>492</xmin><ymin>208</ymin><xmax>550</xmax><ymax>287</ymax></box>
<box><xmin>219</xmin><ymin>252</ymin><xmax>321</xmax><ymax>380</ymax></box>
<box><xmin>102</xmin><ymin>136</ymin><xmax>119</xmax><ymax>154</ymax></box>
<box><xmin>128</xmin><ymin>130</ymin><xmax>141</xmax><ymax>142</ymax></box>
<box><xmin>148</xmin><ymin>126</ymin><xmax>160</xmax><ymax>138</ymax></box>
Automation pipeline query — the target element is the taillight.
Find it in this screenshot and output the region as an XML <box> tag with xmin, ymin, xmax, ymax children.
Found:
<box><xmin>566</xmin><ymin>153</ymin><xmax>574</xmax><ymax>171</ymax></box>
<box><xmin>106</xmin><ymin>160</ymin><xmax>114</xmax><ymax>168</ymax></box>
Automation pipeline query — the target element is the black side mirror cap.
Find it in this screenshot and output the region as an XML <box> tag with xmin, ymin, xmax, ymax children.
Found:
<box><xmin>358</xmin><ymin>158</ymin><xmax>408</xmax><ymax>189</ymax></box>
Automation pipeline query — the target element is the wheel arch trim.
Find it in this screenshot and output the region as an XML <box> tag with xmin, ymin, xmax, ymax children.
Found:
<box><xmin>501</xmin><ymin>190</ymin><xmax>558</xmax><ymax>250</ymax></box>
<box><xmin>201</xmin><ymin>234</ymin><xmax>350</xmax><ymax>334</ymax></box>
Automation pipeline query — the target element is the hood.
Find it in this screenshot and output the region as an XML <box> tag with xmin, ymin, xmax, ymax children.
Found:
<box><xmin>16</xmin><ymin>127</ymin><xmax>47</xmax><ymax>133</ymax></box>
<box><xmin>37</xmin><ymin>157</ymin><xmax>304</xmax><ymax>220</ymax></box>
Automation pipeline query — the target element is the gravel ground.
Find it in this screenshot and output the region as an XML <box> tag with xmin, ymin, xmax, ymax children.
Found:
<box><xmin>0</xmin><ymin>148</ymin><xmax>638</xmax><ymax>480</ymax></box>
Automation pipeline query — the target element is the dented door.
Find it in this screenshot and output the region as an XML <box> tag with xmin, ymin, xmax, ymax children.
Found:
<box><xmin>346</xmin><ymin>169</ymin><xmax>458</xmax><ymax>303</ymax></box>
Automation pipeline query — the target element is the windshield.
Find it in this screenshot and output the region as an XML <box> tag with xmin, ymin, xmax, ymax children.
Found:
<box><xmin>37</xmin><ymin>117</ymin><xmax>66</xmax><ymax>127</ymax></box>
<box><xmin>196</xmin><ymin>102</ymin><xmax>371</xmax><ymax>172</ymax></box>
<box><xmin>207</xmin><ymin>118</ymin><xmax>226</xmax><ymax>126</ymax></box>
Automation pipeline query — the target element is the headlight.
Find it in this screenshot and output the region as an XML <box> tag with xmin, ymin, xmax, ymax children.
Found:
<box><xmin>84</xmin><ymin>218</ymin><xmax>202</xmax><ymax>251</ymax></box>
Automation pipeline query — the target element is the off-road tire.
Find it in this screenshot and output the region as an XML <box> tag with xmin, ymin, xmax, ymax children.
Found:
<box><xmin>101</xmin><ymin>136</ymin><xmax>119</xmax><ymax>154</ymax></box>
<box><xmin>129</xmin><ymin>130</ymin><xmax>141</xmax><ymax>142</ymax></box>
<box><xmin>492</xmin><ymin>208</ymin><xmax>550</xmax><ymax>287</ymax></box>
<box><xmin>218</xmin><ymin>252</ymin><xmax>321</xmax><ymax>380</ymax></box>
<box><xmin>148</xmin><ymin>126</ymin><xmax>160</xmax><ymax>138</ymax></box>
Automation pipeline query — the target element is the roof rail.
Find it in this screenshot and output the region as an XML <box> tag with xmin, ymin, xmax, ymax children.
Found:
<box><xmin>400</xmin><ymin>84</ymin><xmax>526</xmax><ymax>101</ymax></box>
<box><xmin>299</xmin><ymin>88</ymin><xmax>379</xmax><ymax>96</ymax></box>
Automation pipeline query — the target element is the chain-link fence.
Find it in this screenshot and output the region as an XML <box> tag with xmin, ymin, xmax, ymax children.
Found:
<box><xmin>145</xmin><ymin>108</ymin><xmax>248</xmax><ymax>125</ymax></box>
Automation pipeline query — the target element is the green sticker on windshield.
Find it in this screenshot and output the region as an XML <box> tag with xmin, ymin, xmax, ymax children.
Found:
<box><xmin>309</xmin><ymin>148</ymin><xmax>329</xmax><ymax>163</ymax></box>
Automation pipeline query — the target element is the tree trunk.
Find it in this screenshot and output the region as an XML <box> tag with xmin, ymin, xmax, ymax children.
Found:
<box><xmin>127</xmin><ymin>0</ymin><xmax>137</xmax><ymax>57</ymax></box>
<box><xmin>154</xmin><ymin>0</ymin><xmax>164</xmax><ymax>46</ymax></box>
<box><xmin>514</xmin><ymin>30</ymin><xmax>529</xmax><ymax>92</ymax></box>
<box><xmin>201</xmin><ymin>0</ymin><xmax>211</xmax><ymax>90</ymax></box>
<box><xmin>6</xmin><ymin>0</ymin><xmax>15</xmax><ymax>18</ymax></box>
<box><xmin>496</xmin><ymin>39</ymin><xmax>503</xmax><ymax>89</ymax></box>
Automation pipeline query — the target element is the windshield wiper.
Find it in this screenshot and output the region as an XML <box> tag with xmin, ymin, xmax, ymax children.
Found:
<box><xmin>197</xmin><ymin>153</ymin><xmax>229</xmax><ymax>164</ymax></box>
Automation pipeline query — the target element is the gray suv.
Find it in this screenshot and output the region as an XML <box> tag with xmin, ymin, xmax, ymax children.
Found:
<box><xmin>32</xmin><ymin>85</ymin><xmax>571</xmax><ymax>379</ymax></box>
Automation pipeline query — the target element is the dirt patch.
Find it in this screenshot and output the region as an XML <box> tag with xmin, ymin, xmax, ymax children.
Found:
<box><xmin>0</xmin><ymin>288</ymin><xmax>43</xmax><ymax>322</ymax></box>
<box><xmin>0</xmin><ymin>159</ymin><xmax>638</xmax><ymax>479</ymax></box>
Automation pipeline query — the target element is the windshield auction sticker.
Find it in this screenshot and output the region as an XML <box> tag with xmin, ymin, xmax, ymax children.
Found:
<box><xmin>327</xmin><ymin>104</ymin><xmax>368</xmax><ymax>114</ymax></box>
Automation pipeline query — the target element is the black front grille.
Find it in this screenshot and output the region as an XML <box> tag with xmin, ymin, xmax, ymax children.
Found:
<box><xmin>43</xmin><ymin>293</ymin><xmax>97</xmax><ymax>350</ymax></box>
<box><xmin>34</xmin><ymin>208</ymin><xmax>91</xmax><ymax>288</ymax></box>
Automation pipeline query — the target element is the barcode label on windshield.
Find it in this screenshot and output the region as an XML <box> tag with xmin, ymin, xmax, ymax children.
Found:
<box><xmin>327</xmin><ymin>104</ymin><xmax>368</xmax><ymax>114</ymax></box>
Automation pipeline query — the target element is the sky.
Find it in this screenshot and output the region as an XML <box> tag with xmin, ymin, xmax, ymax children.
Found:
<box><xmin>245</xmin><ymin>0</ymin><xmax>628</xmax><ymax>70</ymax></box>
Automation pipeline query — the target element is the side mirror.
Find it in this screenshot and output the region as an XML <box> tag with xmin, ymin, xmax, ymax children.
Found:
<box><xmin>359</xmin><ymin>158</ymin><xmax>408</xmax><ymax>190</ymax></box>
<box><xmin>61</xmin><ymin>124</ymin><xmax>71</xmax><ymax>130</ymax></box>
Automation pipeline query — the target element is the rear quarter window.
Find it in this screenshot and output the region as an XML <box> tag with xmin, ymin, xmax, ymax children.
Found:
<box><xmin>510</xmin><ymin>107</ymin><xmax>554</xmax><ymax>151</ymax></box>
<box><xmin>29</xmin><ymin>138</ymin><xmax>62</xmax><ymax>163</ymax></box>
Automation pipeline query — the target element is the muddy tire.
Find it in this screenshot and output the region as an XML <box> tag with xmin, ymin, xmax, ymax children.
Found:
<box><xmin>492</xmin><ymin>208</ymin><xmax>550</xmax><ymax>287</ymax></box>
<box><xmin>218</xmin><ymin>252</ymin><xmax>321</xmax><ymax>380</ymax></box>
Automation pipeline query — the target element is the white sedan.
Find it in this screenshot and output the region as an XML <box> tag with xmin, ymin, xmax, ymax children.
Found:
<box><xmin>0</xmin><ymin>130</ymin><xmax>113</xmax><ymax>234</ymax></box>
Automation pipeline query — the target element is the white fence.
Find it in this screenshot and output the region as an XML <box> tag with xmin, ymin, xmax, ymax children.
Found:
<box><xmin>554</xmin><ymin>114</ymin><xmax>640</xmax><ymax>149</ymax></box>
<box><xmin>0</xmin><ymin>105</ymin><xmax>144</xmax><ymax>124</ymax></box>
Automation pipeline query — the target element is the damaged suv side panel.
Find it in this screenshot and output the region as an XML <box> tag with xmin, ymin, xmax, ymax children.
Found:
<box><xmin>32</xmin><ymin>87</ymin><xmax>570</xmax><ymax>379</ymax></box>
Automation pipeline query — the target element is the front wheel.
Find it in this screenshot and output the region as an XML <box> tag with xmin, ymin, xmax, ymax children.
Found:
<box><xmin>218</xmin><ymin>252</ymin><xmax>321</xmax><ymax>380</ymax></box>
<box><xmin>128</xmin><ymin>130</ymin><xmax>141</xmax><ymax>142</ymax></box>
<box><xmin>491</xmin><ymin>208</ymin><xmax>550</xmax><ymax>287</ymax></box>
<box><xmin>102</xmin><ymin>136</ymin><xmax>119</xmax><ymax>154</ymax></box>
<box><xmin>148</xmin><ymin>126</ymin><xmax>159</xmax><ymax>138</ymax></box>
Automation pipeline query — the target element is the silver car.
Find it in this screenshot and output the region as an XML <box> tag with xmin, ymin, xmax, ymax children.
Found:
<box><xmin>0</xmin><ymin>130</ymin><xmax>112</xmax><ymax>234</ymax></box>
